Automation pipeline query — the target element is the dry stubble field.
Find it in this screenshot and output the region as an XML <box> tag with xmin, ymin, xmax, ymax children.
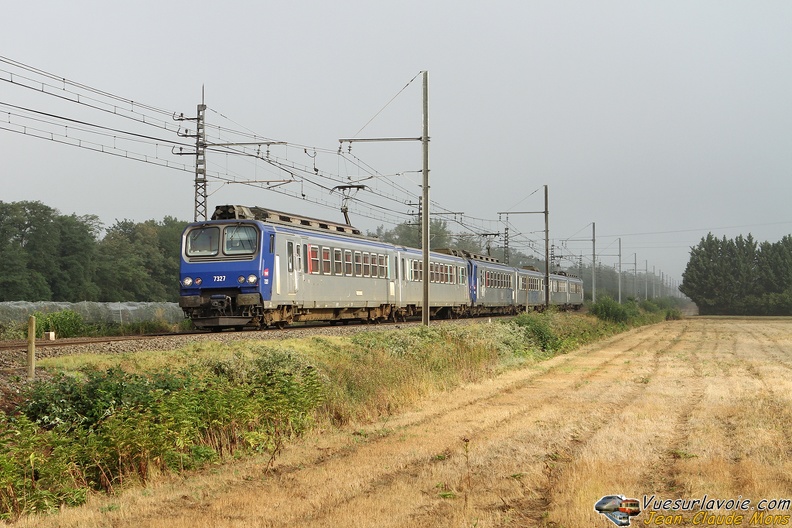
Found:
<box><xmin>15</xmin><ymin>316</ymin><xmax>792</xmax><ymax>527</ymax></box>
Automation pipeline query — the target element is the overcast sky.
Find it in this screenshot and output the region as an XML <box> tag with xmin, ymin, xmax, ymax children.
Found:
<box><xmin>2</xmin><ymin>1</ymin><xmax>791</xmax><ymax>283</ymax></box>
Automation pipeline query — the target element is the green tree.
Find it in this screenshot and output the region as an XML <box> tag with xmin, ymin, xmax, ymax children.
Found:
<box><xmin>95</xmin><ymin>217</ymin><xmax>186</xmax><ymax>301</ymax></box>
<box><xmin>0</xmin><ymin>205</ymin><xmax>33</xmax><ymax>300</ymax></box>
<box><xmin>51</xmin><ymin>214</ymin><xmax>102</xmax><ymax>302</ymax></box>
<box><xmin>0</xmin><ymin>201</ymin><xmax>63</xmax><ymax>300</ymax></box>
<box><xmin>372</xmin><ymin>219</ymin><xmax>453</xmax><ymax>250</ymax></box>
<box><xmin>679</xmin><ymin>232</ymin><xmax>791</xmax><ymax>315</ymax></box>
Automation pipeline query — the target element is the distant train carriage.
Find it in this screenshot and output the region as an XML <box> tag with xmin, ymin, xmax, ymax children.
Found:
<box><xmin>470</xmin><ymin>256</ymin><xmax>519</xmax><ymax>315</ymax></box>
<box><xmin>516</xmin><ymin>267</ymin><xmax>546</xmax><ymax>311</ymax></box>
<box><xmin>397</xmin><ymin>247</ymin><xmax>470</xmax><ymax>319</ymax></box>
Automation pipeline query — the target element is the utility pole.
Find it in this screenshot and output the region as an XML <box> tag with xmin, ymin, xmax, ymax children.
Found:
<box><xmin>503</xmin><ymin>226</ymin><xmax>509</xmax><ymax>264</ymax></box>
<box><xmin>339</xmin><ymin>71</ymin><xmax>430</xmax><ymax>325</ymax></box>
<box><xmin>174</xmin><ymin>91</ymin><xmax>207</xmax><ymax>221</ymax></box>
<box><xmin>421</xmin><ymin>71</ymin><xmax>430</xmax><ymax>326</ymax></box>
<box><xmin>592</xmin><ymin>222</ymin><xmax>596</xmax><ymax>303</ymax></box>
<box><xmin>618</xmin><ymin>238</ymin><xmax>622</xmax><ymax>304</ymax></box>
<box><xmin>498</xmin><ymin>184</ymin><xmax>549</xmax><ymax>308</ymax></box>
<box><xmin>544</xmin><ymin>185</ymin><xmax>550</xmax><ymax>308</ymax></box>
<box><xmin>194</xmin><ymin>102</ymin><xmax>207</xmax><ymax>221</ymax></box>
<box><xmin>645</xmin><ymin>260</ymin><xmax>649</xmax><ymax>300</ymax></box>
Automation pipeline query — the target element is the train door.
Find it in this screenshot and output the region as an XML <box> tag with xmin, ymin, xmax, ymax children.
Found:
<box><xmin>286</xmin><ymin>238</ymin><xmax>300</xmax><ymax>296</ymax></box>
<box><xmin>469</xmin><ymin>261</ymin><xmax>478</xmax><ymax>304</ymax></box>
<box><xmin>392</xmin><ymin>251</ymin><xmax>401</xmax><ymax>307</ymax></box>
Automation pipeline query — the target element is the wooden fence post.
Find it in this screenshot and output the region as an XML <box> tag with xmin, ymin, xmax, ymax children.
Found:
<box><xmin>27</xmin><ymin>315</ymin><xmax>35</xmax><ymax>380</ymax></box>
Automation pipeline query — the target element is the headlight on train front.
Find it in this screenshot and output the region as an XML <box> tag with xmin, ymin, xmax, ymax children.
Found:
<box><xmin>182</xmin><ymin>277</ymin><xmax>193</xmax><ymax>287</ymax></box>
<box><xmin>238</xmin><ymin>275</ymin><xmax>246</xmax><ymax>284</ymax></box>
<box><xmin>247</xmin><ymin>274</ymin><xmax>258</xmax><ymax>284</ymax></box>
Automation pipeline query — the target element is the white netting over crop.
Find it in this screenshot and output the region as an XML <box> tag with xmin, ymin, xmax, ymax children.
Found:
<box><xmin>0</xmin><ymin>302</ymin><xmax>184</xmax><ymax>325</ymax></box>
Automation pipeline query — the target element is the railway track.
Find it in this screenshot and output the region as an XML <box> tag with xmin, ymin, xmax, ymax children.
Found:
<box><xmin>0</xmin><ymin>334</ymin><xmax>173</xmax><ymax>352</ymax></box>
<box><xmin>0</xmin><ymin>314</ymin><xmax>517</xmax><ymax>353</ymax></box>
<box><xmin>0</xmin><ymin>317</ymin><xmax>511</xmax><ymax>386</ymax></box>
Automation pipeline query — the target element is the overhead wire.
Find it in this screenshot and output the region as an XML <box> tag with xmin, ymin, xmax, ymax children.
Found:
<box><xmin>0</xmin><ymin>57</ymin><xmax>514</xmax><ymax>239</ymax></box>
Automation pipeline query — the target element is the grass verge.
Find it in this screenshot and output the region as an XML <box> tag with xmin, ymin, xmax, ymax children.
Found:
<box><xmin>0</xmin><ymin>307</ymin><xmax>667</xmax><ymax>521</ymax></box>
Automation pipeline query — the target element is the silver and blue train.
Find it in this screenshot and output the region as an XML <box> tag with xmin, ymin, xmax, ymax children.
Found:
<box><xmin>178</xmin><ymin>205</ymin><xmax>584</xmax><ymax>330</ymax></box>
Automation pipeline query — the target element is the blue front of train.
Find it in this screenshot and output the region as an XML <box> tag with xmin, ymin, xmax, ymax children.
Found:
<box><xmin>178</xmin><ymin>220</ymin><xmax>274</xmax><ymax>329</ymax></box>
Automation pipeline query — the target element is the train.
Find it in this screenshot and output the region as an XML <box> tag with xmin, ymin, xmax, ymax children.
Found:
<box><xmin>178</xmin><ymin>205</ymin><xmax>584</xmax><ymax>330</ymax></box>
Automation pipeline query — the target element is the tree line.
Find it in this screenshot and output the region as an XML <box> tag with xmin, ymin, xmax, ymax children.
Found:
<box><xmin>8</xmin><ymin>201</ymin><xmax>668</xmax><ymax>304</ymax></box>
<box><xmin>680</xmin><ymin>233</ymin><xmax>792</xmax><ymax>315</ymax></box>
<box><xmin>0</xmin><ymin>201</ymin><xmax>186</xmax><ymax>302</ymax></box>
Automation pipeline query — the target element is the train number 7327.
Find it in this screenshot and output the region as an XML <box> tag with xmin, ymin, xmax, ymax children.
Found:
<box><xmin>213</xmin><ymin>275</ymin><xmax>226</xmax><ymax>282</ymax></box>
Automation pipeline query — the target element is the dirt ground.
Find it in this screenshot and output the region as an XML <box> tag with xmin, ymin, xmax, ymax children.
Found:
<box><xmin>15</xmin><ymin>316</ymin><xmax>792</xmax><ymax>528</ymax></box>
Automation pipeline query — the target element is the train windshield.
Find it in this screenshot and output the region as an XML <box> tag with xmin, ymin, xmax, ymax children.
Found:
<box><xmin>185</xmin><ymin>224</ymin><xmax>259</xmax><ymax>259</ymax></box>
<box><xmin>224</xmin><ymin>225</ymin><xmax>258</xmax><ymax>255</ymax></box>
<box><xmin>186</xmin><ymin>227</ymin><xmax>220</xmax><ymax>257</ymax></box>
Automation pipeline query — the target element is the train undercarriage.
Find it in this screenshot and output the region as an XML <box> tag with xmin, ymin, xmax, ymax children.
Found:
<box><xmin>179</xmin><ymin>292</ymin><xmax>566</xmax><ymax>331</ymax></box>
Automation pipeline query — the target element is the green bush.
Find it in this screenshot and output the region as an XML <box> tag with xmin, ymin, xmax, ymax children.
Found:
<box><xmin>3</xmin><ymin>346</ymin><xmax>327</xmax><ymax>517</ymax></box>
<box><xmin>33</xmin><ymin>310</ymin><xmax>86</xmax><ymax>338</ymax></box>
<box><xmin>512</xmin><ymin>312</ymin><xmax>560</xmax><ymax>353</ymax></box>
<box><xmin>589</xmin><ymin>297</ymin><xmax>638</xmax><ymax>324</ymax></box>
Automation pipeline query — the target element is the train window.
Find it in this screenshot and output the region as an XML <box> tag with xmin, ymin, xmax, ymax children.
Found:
<box><xmin>296</xmin><ymin>244</ymin><xmax>302</xmax><ymax>272</ymax></box>
<box><xmin>354</xmin><ymin>251</ymin><xmax>362</xmax><ymax>276</ymax></box>
<box><xmin>225</xmin><ymin>225</ymin><xmax>258</xmax><ymax>255</ymax></box>
<box><xmin>186</xmin><ymin>227</ymin><xmax>220</xmax><ymax>257</ymax></box>
<box><xmin>344</xmin><ymin>250</ymin><xmax>353</xmax><ymax>276</ymax></box>
<box><xmin>362</xmin><ymin>253</ymin><xmax>370</xmax><ymax>277</ymax></box>
<box><xmin>334</xmin><ymin>249</ymin><xmax>343</xmax><ymax>275</ymax></box>
<box><xmin>310</xmin><ymin>246</ymin><xmax>319</xmax><ymax>274</ymax></box>
<box><xmin>322</xmin><ymin>247</ymin><xmax>332</xmax><ymax>275</ymax></box>
<box><xmin>378</xmin><ymin>255</ymin><xmax>386</xmax><ymax>278</ymax></box>
<box><xmin>303</xmin><ymin>244</ymin><xmax>309</xmax><ymax>273</ymax></box>
<box><xmin>287</xmin><ymin>242</ymin><xmax>294</xmax><ymax>272</ymax></box>
<box><xmin>269</xmin><ymin>234</ymin><xmax>275</xmax><ymax>253</ymax></box>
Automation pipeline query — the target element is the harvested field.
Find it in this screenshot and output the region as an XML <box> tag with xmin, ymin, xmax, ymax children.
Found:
<box><xmin>13</xmin><ymin>316</ymin><xmax>792</xmax><ymax>527</ymax></box>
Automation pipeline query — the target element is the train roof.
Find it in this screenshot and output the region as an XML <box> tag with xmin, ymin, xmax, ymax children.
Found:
<box><xmin>212</xmin><ymin>204</ymin><xmax>367</xmax><ymax>237</ymax></box>
<box><xmin>434</xmin><ymin>248</ymin><xmax>500</xmax><ymax>263</ymax></box>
